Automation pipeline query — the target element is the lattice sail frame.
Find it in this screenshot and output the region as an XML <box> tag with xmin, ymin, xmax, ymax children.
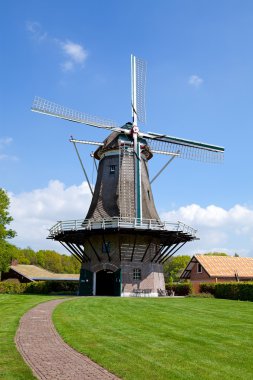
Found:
<box><xmin>146</xmin><ymin>137</ymin><xmax>224</xmax><ymax>163</ymax></box>
<box><xmin>135</xmin><ymin>56</ymin><xmax>147</xmax><ymax>124</ymax></box>
<box><xmin>32</xmin><ymin>96</ymin><xmax>120</xmax><ymax>131</ymax></box>
<box><xmin>131</xmin><ymin>55</ymin><xmax>147</xmax><ymax>125</ymax></box>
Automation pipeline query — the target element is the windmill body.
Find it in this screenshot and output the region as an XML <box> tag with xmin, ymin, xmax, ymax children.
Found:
<box><xmin>87</xmin><ymin>129</ymin><xmax>159</xmax><ymax>221</ymax></box>
<box><xmin>32</xmin><ymin>55</ymin><xmax>224</xmax><ymax>296</ymax></box>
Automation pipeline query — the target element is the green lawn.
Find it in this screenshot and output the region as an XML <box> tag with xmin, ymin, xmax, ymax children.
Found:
<box><xmin>53</xmin><ymin>297</ymin><xmax>253</xmax><ymax>380</ymax></box>
<box><xmin>0</xmin><ymin>294</ymin><xmax>60</xmax><ymax>380</ymax></box>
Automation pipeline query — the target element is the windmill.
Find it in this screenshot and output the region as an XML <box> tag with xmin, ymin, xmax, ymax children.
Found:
<box><xmin>31</xmin><ymin>55</ymin><xmax>224</xmax><ymax>296</ymax></box>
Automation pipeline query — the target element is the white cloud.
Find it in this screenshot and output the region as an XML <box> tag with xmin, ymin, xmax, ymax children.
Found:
<box><xmin>26</xmin><ymin>21</ymin><xmax>88</xmax><ymax>71</ymax></box>
<box><xmin>60</xmin><ymin>40</ymin><xmax>88</xmax><ymax>71</ymax></box>
<box><xmin>161</xmin><ymin>204</ymin><xmax>253</xmax><ymax>257</ymax></box>
<box><xmin>9</xmin><ymin>180</ymin><xmax>92</xmax><ymax>253</ymax></box>
<box><xmin>8</xmin><ymin>182</ymin><xmax>253</xmax><ymax>258</ymax></box>
<box><xmin>0</xmin><ymin>137</ymin><xmax>18</xmax><ymax>161</ymax></box>
<box><xmin>61</xmin><ymin>41</ymin><xmax>88</xmax><ymax>63</ymax></box>
<box><xmin>188</xmin><ymin>75</ymin><xmax>203</xmax><ymax>88</ymax></box>
<box><xmin>26</xmin><ymin>21</ymin><xmax>47</xmax><ymax>41</ymax></box>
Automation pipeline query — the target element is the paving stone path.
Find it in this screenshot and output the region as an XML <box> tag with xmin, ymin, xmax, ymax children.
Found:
<box><xmin>15</xmin><ymin>299</ymin><xmax>120</xmax><ymax>380</ymax></box>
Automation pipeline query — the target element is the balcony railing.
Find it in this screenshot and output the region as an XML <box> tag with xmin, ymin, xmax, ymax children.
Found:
<box><xmin>48</xmin><ymin>217</ymin><xmax>197</xmax><ymax>238</ymax></box>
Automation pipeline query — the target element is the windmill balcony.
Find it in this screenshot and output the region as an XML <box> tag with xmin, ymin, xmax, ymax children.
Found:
<box><xmin>48</xmin><ymin>217</ymin><xmax>197</xmax><ymax>239</ymax></box>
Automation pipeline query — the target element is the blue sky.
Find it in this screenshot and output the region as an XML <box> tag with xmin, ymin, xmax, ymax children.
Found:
<box><xmin>1</xmin><ymin>0</ymin><xmax>253</xmax><ymax>257</ymax></box>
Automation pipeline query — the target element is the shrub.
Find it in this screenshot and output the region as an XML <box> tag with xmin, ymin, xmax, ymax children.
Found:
<box><xmin>24</xmin><ymin>281</ymin><xmax>79</xmax><ymax>295</ymax></box>
<box><xmin>215</xmin><ymin>282</ymin><xmax>253</xmax><ymax>302</ymax></box>
<box><xmin>24</xmin><ymin>281</ymin><xmax>49</xmax><ymax>294</ymax></box>
<box><xmin>199</xmin><ymin>282</ymin><xmax>253</xmax><ymax>302</ymax></box>
<box><xmin>0</xmin><ymin>281</ymin><xmax>27</xmax><ymax>294</ymax></box>
<box><xmin>165</xmin><ymin>282</ymin><xmax>192</xmax><ymax>296</ymax></box>
<box><xmin>0</xmin><ymin>280</ymin><xmax>79</xmax><ymax>295</ymax></box>
<box><xmin>199</xmin><ymin>283</ymin><xmax>216</xmax><ymax>295</ymax></box>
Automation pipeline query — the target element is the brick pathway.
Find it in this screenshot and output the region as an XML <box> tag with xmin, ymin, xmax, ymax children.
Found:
<box><xmin>15</xmin><ymin>299</ymin><xmax>120</xmax><ymax>380</ymax></box>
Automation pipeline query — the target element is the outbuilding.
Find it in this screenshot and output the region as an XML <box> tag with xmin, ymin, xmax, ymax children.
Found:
<box><xmin>180</xmin><ymin>255</ymin><xmax>253</xmax><ymax>293</ymax></box>
<box><xmin>1</xmin><ymin>264</ymin><xmax>79</xmax><ymax>283</ymax></box>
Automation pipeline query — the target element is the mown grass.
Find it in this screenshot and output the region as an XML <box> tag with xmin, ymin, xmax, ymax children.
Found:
<box><xmin>53</xmin><ymin>297</ymin><xmax>253</xmax><ymax>380</ymax></box>
<box><xmin>0</xmin><ymin>294</ymin><xmax>60</xmax><ymax>380</ymax></box>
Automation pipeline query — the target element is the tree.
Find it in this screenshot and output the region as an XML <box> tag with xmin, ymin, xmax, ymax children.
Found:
<box><xmin>0</xmin><ymin>188</ymin><xmax>16</xmax><ymax>277</ymax></box>
<box><xmin>0</xmin><ymin>241</ymin><xmax>11</xmax><ymax>273</ymax></box>
<box><xmin>163</xmin><ymin>255</ymin><xmax>191</xmax><ymax>282</ymax></box>
<box><xmin>0</xmin><ymin>188</ymin><xmax>16</xmax><ymax>240</ymax></box>
<box><xmin>204</xmin><ymin>252</ymin><xmax>228</xmax><ymax>256</ymax></box>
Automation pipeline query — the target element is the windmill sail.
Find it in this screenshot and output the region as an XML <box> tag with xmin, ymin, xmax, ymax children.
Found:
<box><xmin>131</xmin><ymin>55</ymin><xmax>147</xmax><ymax>124</ymax></box>
<box><xmin>142</xmin><ymin>132</ymin><xmax>224</xmax><ymax>163</ymax></box>
<box><xmin>31</xmin><ymin>96</ymin><xmax>123</xmax><ymax>132</ymax></box>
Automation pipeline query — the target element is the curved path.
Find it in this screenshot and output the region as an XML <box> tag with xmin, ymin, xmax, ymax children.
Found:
<box><xmin>15</xmin><ymin>299</ymin><xmax>120</xmax><ymax>380</ymax></box>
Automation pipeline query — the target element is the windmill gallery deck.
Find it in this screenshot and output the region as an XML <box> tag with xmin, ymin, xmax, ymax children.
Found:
<box><xmin>31</xmin><ymin>55</ymin><xmax>224</xmax><ymax>296</ymax></box>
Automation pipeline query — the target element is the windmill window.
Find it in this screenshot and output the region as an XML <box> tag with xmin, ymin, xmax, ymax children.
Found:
<box><xmin>102</xmin><ymin>241</ymin><xmax>111</xmax><ymax>253</ymax></box>
<box><xmin>147</xmin><ymin>190</ymin><xmax>150</xmax><ymax>200</ymax></box>
<box><xmin>110</xmin><ymin>165</ymin><xmax>116</xmax><ymax>174</ymax></box>
<box><xmin>197</xmin><ymin>263</ymin><xmax>202</xmax><ymax>273</ymax></box>
<box><xmin>133</xmin><ymin>268</ymin><xmax>141</xmax><ymax>280</ymax></box>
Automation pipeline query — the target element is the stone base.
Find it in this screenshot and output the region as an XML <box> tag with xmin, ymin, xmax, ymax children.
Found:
<box><xmin>121</xmin><ymin>261</ymin><xmax>165</xmax><ymax>296</ymax></box>
<box><xmin>80</xmin><ymin>261</ymin><xmax>165</xmax><ymax>296</ymax></box>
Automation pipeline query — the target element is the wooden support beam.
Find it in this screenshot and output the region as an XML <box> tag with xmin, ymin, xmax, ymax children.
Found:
<box><xmin>162</xmin><ymin>242</ymin><xmax>187</xmax><ymax>264</ymax></box>
<box><xmin>151</xmin><ymin>244</ymin><xmax>164</xmax><ymax>262</ymax></box>
<box><xmin>88</xmin><ymin>238</ymin><xmax>101</xmax><ymax>262</ymax></box>
<box><xmin>102</xmin><ymin>234</ymin><xmax>111</xmax><ymax>262</ymax></box>
<box><xmin>141</xmin><ymin>241</ymin><xmax>152</xmax><ymax>262</ymax></box>
<box><xmin>59</xmin><ymin>241</ymin><xmax>82</xmax><ymax>263</ymax></box>
<box><xmin>155</xmin><ymin>244</ymin><xmax>172</xmax><ymax>263</ymax></box>
<box><xmin>76</xmin><ymin>244</ymin><xmax>91</xmax><ymax>262</ymax></box>
<box><xmin>65</xmin><ymin>242</ymin><xmax>84</xmax><ymax>262</ymax></box>
<box><xmin>156</xmin><ymin>237</ymin><xmax>179</xmax><ymax>263</ymax></box>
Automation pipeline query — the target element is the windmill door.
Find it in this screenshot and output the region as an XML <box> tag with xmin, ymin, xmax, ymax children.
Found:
<box><xmin>79</xmin><ymin>269</ymin><xmax>93</xmax><ymax>296</ymax></box>
<box><xmin>113</xmin><ymin>269</ymin><xmax>121</xmax><ymax>296</ymax></box>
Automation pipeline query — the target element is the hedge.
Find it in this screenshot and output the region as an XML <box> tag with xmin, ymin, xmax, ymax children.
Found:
<box><xmin>0</xmin><ymin>280</ymin><xmax>79</xmax><ymax>295</ymax></box>
<box><xmin>199</xmin><ymin>283</ymin><xmax>216</xmax><ymax>295</ymax></box>
<box><xmin>165</xmin><ymin>283</ymin><xmax>192</xmax><ymax>296</ymax></box>
<box><xmin>200</xmin><ymin>282</ymin><xmax>253</xmax><ymax>302</ymax></box>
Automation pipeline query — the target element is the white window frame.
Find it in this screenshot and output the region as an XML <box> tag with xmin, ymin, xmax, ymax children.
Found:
<box><xmin>197</xmin><ymin>263</ymin><xmax>202</xmax><ymax>273</ymax></box>
<box><xmin>133</xmin><ymin>268</ymin><xmax>141</xmax><ymax>280</ymax></box>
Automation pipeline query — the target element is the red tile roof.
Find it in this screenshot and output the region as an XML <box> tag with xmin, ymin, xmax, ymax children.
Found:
<box><xmin>181</xmin><ymin>255</ymin><xmax>253</xmax><ymax>279</ymax></box>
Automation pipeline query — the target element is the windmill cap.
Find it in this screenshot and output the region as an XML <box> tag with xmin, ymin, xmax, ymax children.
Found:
<box><xmin>93</xmin><ymin>126</ymin><xmax>152</xmax><ymax>160</ymax></box>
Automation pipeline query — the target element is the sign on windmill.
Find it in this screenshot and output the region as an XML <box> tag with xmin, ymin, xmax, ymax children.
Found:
<box><xmin>31</xmin><ymin>55</ymin><xmax>224</xmax><ymax>297</ymax></box>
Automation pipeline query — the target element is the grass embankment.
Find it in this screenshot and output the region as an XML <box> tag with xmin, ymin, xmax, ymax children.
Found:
<box><xmin>0</xmin><ymin>294</ymin><xmax>60</xmax><ymax>380</ymax></box>
<box><xmin>54</xmin><ymin>297</ymin><xmax>253</xmax><ymax>380</ymax></box>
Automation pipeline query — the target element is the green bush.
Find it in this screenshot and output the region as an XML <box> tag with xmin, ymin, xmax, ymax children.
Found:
<box><xmin>24</xmin><ymin>281</ymin><xmax>79</xmax><ymax>295</ymax></box>
<box><xmin>215</xmin><ymin>282</ymin><xmax>253</xmax><ymax>302</ymax></box>
<box><xmin>24</xmin><ymin>281</ymin><xmax>49</xmax><ymax>294</ymax></box>
<box><xmin>199</xmin><ymin>282</ymin><xmax>253</xmax><ymax>302</ymax></box>
<box><xmin>0</xmin><ymin>281</ymin><xmax>27</xmax><ymax>294</ymax></box>
<box><xmin>199</xmin><ymin>283</ymin><xmax>216</xmax><ymax>295</ymax></box>
<box><xmin>0</xmin><ymin>280</ymin><xmax>79</xmax><ymax>295</ymax></box>
<box><xmin>165</xmin><ymin>283</ymin><xmax>192</xmax><ymax>296</ymax></box>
